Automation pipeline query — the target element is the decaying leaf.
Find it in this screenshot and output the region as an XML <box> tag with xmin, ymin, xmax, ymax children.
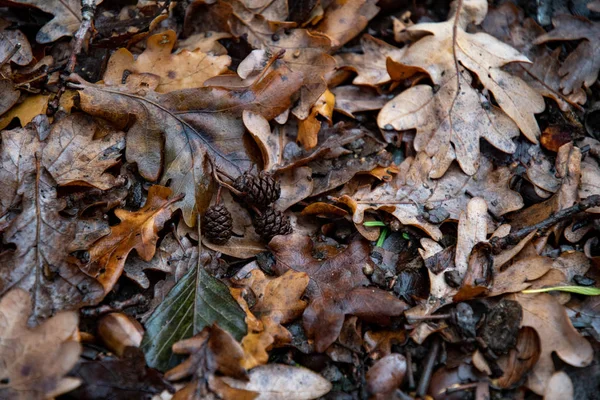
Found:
<box><xmin>103</xmin><ymin>30</ymin><xmax>231</xmax><ymax>93</ymax></box>
<box><xmin>270</xmin><ymin>234</ymin><xmax>407</xmax><ymax>352</ymax></box>
<box><xmin>378</xmin><ymin>0</ymin><xmax>544</xmax><ymax>176</ymax></box>
<box><xmin>8</xmin><ymin>0</ymin><xmax>104</xmax><ymax>43</ymax></box>
<box><xmin>0</xmin><ymin>288</ymin><xmax>82</xmax><ymax>399</ymax></box>
<box><xmin>76</xmin><ymin>185</ymin><xmax>181</xmax><ymax>294</ymax></box>
<box><xmin>232</xmin><ymin>269</ymin><xmax>309</xmax><ymax>369</ymax></box>
<box><xmin>314</xmin><ymin>0</ymin><xmax>379</xmax><ymax>49</ymax></box>
<box><xmin>509</xmin><ymin>293</ymin><xmax>593</xmax><ymax>395</ymax></box>
<box><xmin>535</xmin><ymin>15</ymin><xmax>600</xmax><ymax>95</ymax></box>
<box><xmin>341</xmin><ymin>152</ymin><xmax>523</xmax><ymax>240</ymax></box>
<box><xmin>221</xmin><ymin>363</ymin><xmax>332</xmax><ymax>400</ymax></box>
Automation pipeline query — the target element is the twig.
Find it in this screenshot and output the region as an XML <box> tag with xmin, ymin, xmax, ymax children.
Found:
<box><xmin>65</xmin><ymin>0</ymin><xmax>98</xmax><ymax>74</ymax></box>
<box><xmin>490</xmin><ymin>195</ymin><xmax>600</xmax><ymax>253</ymax></box>
<box><xmin>80</xmin><ymin>294</ymin><xmax>147</xmax><ymax>317</ymax></box>
<box><xmin>406</xmin><ymin>350</ymin><xmax>415</xmax><ymax>390</ymax></box>
<box><xmin>416</xmin><ymin>336</ymin><xmax>440</xmax><ymax>397</ymax></box>
<box><xmin>406</xmin><ymin>313</ymin><xmax>452</xmax><ymax>322</ymax></box>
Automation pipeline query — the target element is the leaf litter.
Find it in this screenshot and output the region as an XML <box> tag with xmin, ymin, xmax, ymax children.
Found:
<box><xmin>0</xmin><ymin>0</ymin><xmax>599</xmax><ymax>399</ymax></box>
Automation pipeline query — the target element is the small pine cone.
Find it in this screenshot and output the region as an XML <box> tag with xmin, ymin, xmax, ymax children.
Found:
<box><xmin>233</xmin><ymin>172</ymin><xmax>280</xmax><ymax>209</ymax></box>
<box><xmin>203</xmin><ymin>203</ymin><xmax>233</xmax><ymax>244</ymax></box>
<box><xmin>253</xmin><ymin>207</ymin><xmax>292</xmax><ymax>241</ymax></box>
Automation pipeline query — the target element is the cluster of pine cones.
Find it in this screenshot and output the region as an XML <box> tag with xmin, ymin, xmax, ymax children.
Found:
<box><xmin>203</xmin><ymin>171</ymin><xmax>292</xmax><ymax>244</ymax></box>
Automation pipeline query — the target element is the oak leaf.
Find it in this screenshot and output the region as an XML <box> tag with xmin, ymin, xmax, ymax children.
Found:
<box><xmin>535</xmin><ymin>15</ymin><xmax>600</xmax><ymax>95</ymax></box>
<box><xmin>7</xmin><ymin>0</ymin><xmax>104</xmax><ymax>43</ymax></box>
<box><xmin>0</xmin><ymin>164</ymin><xmax>103</xmax><ymax>323</ymax></box>
<box><xmin>340</xmin><ymin>152</ymin><xmax>523</xmax><ymax>240</ymax></box>
<box><xmin>378</xmin><ymin>0</ymin><xmax>544</xmax><ymax>176</ymax></box>
<box><xmin>0</xmin><ymin>288</ymin><xmax>82</xmax><ymax>399</ymax></box>
<box><xmin>103</xmin><ymin>30</ymin><xmax>231</xmax><ymax>93</ymax></box>
<box><xmin>270</xmin><ymin>234</ymin><xmax>408</xmax><ymax>352</ymax></box>
<box><xmin>71</xmin><ymin>62</ymin><xmax>302</xmax><ymax>225</ymax></box>
<box><xmin>508</xmin><ymin>293</ymin><xmax>593</xmax><ymax>396</ymax></box>
<box><xmin>232</xmin><ymin>269</ymin><xmax>309</xmax><ymax>369</ymax></box>
<box><xmin>0</xmin><ymin>94</ymin><xmax>49</xmax><ymax>130</ymax></box>
<box><xmin>335</xmin><ymin>34</ymin><xmax>406</xmax><ymax>87</ymax></box>
<box><xmin>76</xmin><ymin>185</ymin><xmax>181</xmax><ymax>294</ymax></box>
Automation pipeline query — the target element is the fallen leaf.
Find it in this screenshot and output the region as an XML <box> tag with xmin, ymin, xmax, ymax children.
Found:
<box><xmin>165</xmin><ymin>324</ymin><xmax>252</xmax><ymax>400</ymax></box>
<box><xmin>0</xmin><ymin>94</ymin><xmax>49</xmax><ymax>130</ymax></box>
<box><xmin>0</xmin><ymin>288</ymin><xmax>81</xmax><ymax>399</ymax></box>
<box><xmin>42</xmin><ymin>113</ymin><xmax>125</xmax><ymax>190</ymax></box>
<box><xmin>8</xmin><ymin>0</ymin><xmax>104</xmax><ymax>43</ymax></box>
<box><xmin>72</xmin><ymin>59</ymin><xmax>302</xmax><ymax>225</ymax></box>
<box><xmin>0</xmin><ymin>80</ymin><xmax>20</xmax><ymax>117</ymax></box>
<box><xmin>335</xmin><ymin>34</ymin><xmax>405</xmax><ymax>86</ymax></box>
<box><xmin>314</xmin><ymin>0</ymin><xmax>379</xmax><ymax>49</ymax></box>
<box><xmin>0</xmin><ymin>162</ymin><xmax>103</xmax><ymax>323</ymax></box>
<box><xmin>270</xmin><ymin>234</ymin><xmax>407</xmax><ymax>352</ymax></box>
<box><xmin>221</xmin><ymin>363</ymin><xmax>332</xmax><ymax>400</ymax></box>
<box><xmin>378</xmin><ymin>0</ymin><xmax>544</xmax><ymax>176</ymax></box>
<box><xmin>341</xmin><ymin>152</ymin><xmax>523</xmax><ymax>240</ymax></box>
<box><xmin>142</xmin><ymin>263</ymin><xmax>247</xmax><ymax>371</ymax></box>
<box><xmin>366</xmin><ymin>353</ymin><xmax>407</xmax><ymax>396</ymax></box>
<box><xmin>509</xmin><ymin>293</ymin><xmax>593</xmax><ymax>395</ymax></box>
<box><xmin>492</xmin><ymin>327</ymin><xmax>540</xmax><ymax>389</ymax></box>
<box><xmin>535</xmin><ymin>15</ymin><xmax>600</xmax><ymax>95</ymax></box>
<box><xmin>545</xmin><ymin>371</ymin><xmax>574</xmax><ymax>400</ymax></box>
<box><xmin>64</xmin><ymin>347</ymin><xmax>171</xmax><ymax>400</ymax></box>
<box><xmin>297</xmin><ymin>89</ymin><xmax>334</xmax><ymax>150</ymax></box>
<box><xmin>0</xmin><ymin>27</ymin><xmax>33</xmax><ymax>66</ymax></box>
<box><xmin>76</xmin><ymin>185</ymin><xmax>181</xmax><ymax>294</ymax></box>
<box><xmin>103</xmin><ymin>30</ymin><xmax>231</xmax><ymax>93</ymax></box>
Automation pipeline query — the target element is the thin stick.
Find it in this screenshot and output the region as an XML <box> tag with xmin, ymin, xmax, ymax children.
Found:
<box><xmin>406</xmin><ymin>313</ymin><xmax>452</xmax><ymax>322</ymax></box>
<box><xmin>65</xmin><ymin>0</ymin><xmax>97</xmax><ymax>74</ymax></box>
<box><xmin>407</xmin><ymin>350</ymin><xmax>415</xmax><ymax>390</ymax></box>
<box><xmin>416</xmin><ymin>336</ymin><xmax>440</xmax><ymax>397</ymax></box>
<box><xmin>490</xmin><ymin>195</ymin><xmax>600</xmax><ymax>253</ymax></box>
<box><xmin>80</xmin><ymin>294</ymin><xmax>147</xmax><ymax>317</ymax></box>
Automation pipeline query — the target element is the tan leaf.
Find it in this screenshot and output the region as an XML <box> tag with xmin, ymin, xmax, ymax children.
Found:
<box><xmin>42</xmin><ymin>114</ymin><xmax>125</xmax><ymax>190</ymax></box>
<box><xmin>77</xmin><ymin>185</ymin><xmax>181</xmax><ymax>294</ymax></box>
<box><xmin>221</xmin><ymin>364</ymin><xmax>332</xmax><ymax>400</ymax></box>
<box><xmin>0</xmin><ymin>289</ymin><xmax>81</xmax><ymax>400</ymax></box>
<box><xmin>0</xmin><ymin>94</ymin><xmax>49</xmax><ymax>130</ymax></box>
<box><xmin>378</xmin><ymin>0</ymin><xmax>544</xmax><ymax>176</ymax></box>
<box><xmin>0</xmin><ymin>28</ymin><xmax>33</xmax><ymax>66</ymax></box>
<box><xmin>297</xmin><ymin>89</ymin><xmax>334</xmax><ymax>150</ymax></box>
<box><xmin>335</xmin><ymin>34</ymin><xmax>405</xmax><ymax>86</ymax></box>
<box><xmin>103</xmin><ymin>30</ymin><xmax>231</xmax><ymax>93</ymax></box>
<box><xmin>455</xmin><ymin>198</ymin><xmax>488</xmax><ymax>277</ymax></box>
<box><xmin>331</xmin><ymin>85</ymin><xmax>390</xmax><ymax>118</ymax></box>
<box><xmin>509</xmin><ymin>293</ymin><xmax>593</xmax><ymax>395</ymax></box>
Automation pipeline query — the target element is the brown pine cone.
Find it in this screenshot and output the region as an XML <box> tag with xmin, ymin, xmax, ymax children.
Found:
<box><xmin>202</xmin><ymin>203</ymin><xmax>233</xmax><ymax>244</ymax></box>
<box><xmin>233</xmin><ymin>171</ymin><xmax>280</xmax><ymax>209</ymax></box>
<box><xmin>253</xmin><ymin>207</ymin><xmax>292</xmax><ymax>241</ymax></box>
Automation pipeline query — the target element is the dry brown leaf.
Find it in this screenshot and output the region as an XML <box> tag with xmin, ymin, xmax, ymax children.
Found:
<box><xmin>455</xmin><ymin>198</ymin><xmax>488</xmax><ymax>278</ymax></box>
<box><xmin>221</xmin><ymin>364</ymin><xmax>331</xmax><ymax>400</ymax></box>
<box><xmin>42</xmin><ymin>114</ymin><xmax>125</xmax><ymax>190</ymax></box>
<box><xmin>331</xmin><ymin>85</ymin><xmax>390</xmax><ymax>118</ymax></box>
<box><xmin>492</xmin><ymin>327</ymin><xmax>540</xmax><ymax>389</ymax></box>
<box><xmin>232</xmin><ymin>269</ymin><xmax>309</xmax><ymax>369</ymax></box>
<box><xmin>8</xmin><ymin>0</ymin><xmax>103</xmax><ymax>43</ymax></box>
<box><xmin>72</xmin><ymin>61</ymin><xmax>301</xmax><ymax>225</ymax></box>
<box><xmin>335</xmin><ymin>34</ymin><xmax>405</xmax><ymax>86</ymax></box>
<box><xmin>378</xmin><ymin>0</ymin><xmax>544</xmax><ymax>176</ymax></box>
<box><xmin>270</xmin><ymin>234</ymin><xmax>407</xmax><ymax>352</ymax></box>
<box><xmin>490</xmin><ymin>256</ymin><xmax>552</xmax><ymax>296</ymax></box>
<box><xmin>0</xmin><ymin>288</ymin><xmax>81</xmax><ymax>399</ymax></box>
<box><xmin>76</xmin><ymin>185</ymin><xmax>181</xmax><ymax>295</ymax></box>
<box><xmin>0</xmin><ymin>28</ymin><xmax>33</xmax><ymax>66</ymax></box>
<box><xmin>297</xmin><ymin>89</ymin><xmax>334</xmax><ymax>150</ymax></box>
<box><xmin>535</xmin><ymin>15</ymin><xmax>600</xmax><ymax>95</ymax></box>
<box><xmin>482</xmin><ymin>3</ymin><xmax>587</xmax><ymax>110</ymax></box>
<box><xmin>366</xmin><ymin>353</ymin><xmax>407</xmax><ymax>396</ymax></box>
<box><xmin>509</xmin><ymin>293</ymin><xmax>593</xmax><ymax>395</ymax></box>
<box><xmin>0</xmin><ymin>162</ymin><xmax>103</xmax><ymax>323</ymax></box>
<box><xmin>103</xmin><ymin>30</ymin><xmax>231</xmax><ymax>93</ymax></box>
<box><xmin>545</xmin><ymin>371</ymin><xmax>574</xmax><ymax>400</ymax></box>
<box><xmin>341</xmin><ymin>152</ymin><xmax>523</xmax><ymax>240</ymax></box>
<box><xmin>314</xmin><ymin>0</ymin><xmax>379</xmax><ymax>49</ymax></box>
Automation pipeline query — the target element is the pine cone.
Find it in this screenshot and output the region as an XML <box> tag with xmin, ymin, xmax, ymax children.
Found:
<box><xmin>253</xmin><ymin>207</ymin><xmax>292</xmax><ymax>241</ymax></box>
<box><xmin>233</xmin><ymin>172</ymin><xmax>280</xmax><ymax>209</ymax></box>
<box><xmin>202</xmin><ymin>203</ymin><xmax>233</xmax><ymax>244</ymax></box>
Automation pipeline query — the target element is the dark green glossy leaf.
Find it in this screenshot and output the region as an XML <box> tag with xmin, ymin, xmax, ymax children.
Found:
<box><xmin>141</xmin><ymin>266</ymin><xmax>247</xmax><ymax>371</ymax></box>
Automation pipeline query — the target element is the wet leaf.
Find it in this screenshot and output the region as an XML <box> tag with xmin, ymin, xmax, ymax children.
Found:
<box><xmin>0</xmin><ymin>288</ymin><xmax>81</xmax><ymax>400</ymax></box>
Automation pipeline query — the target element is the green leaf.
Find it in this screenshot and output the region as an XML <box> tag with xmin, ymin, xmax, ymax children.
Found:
<box><xmin>522</xmin><ymin>286</ymin><xmax>600</xmax><ymax>296</ymax></box>
<box><xmin>363</xmin><ymin>221</ymin><xmax>386</xmax><ymax>227</ymax></box>
<box><xmin>376</xmin><ymin>227</ymin><xmax>389</xmax><ymax>247</ymax></box>
<box><xmin>141</xmin><ymin>265</ymin><xmax>247</xmax><ymax>371</ymax></box>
